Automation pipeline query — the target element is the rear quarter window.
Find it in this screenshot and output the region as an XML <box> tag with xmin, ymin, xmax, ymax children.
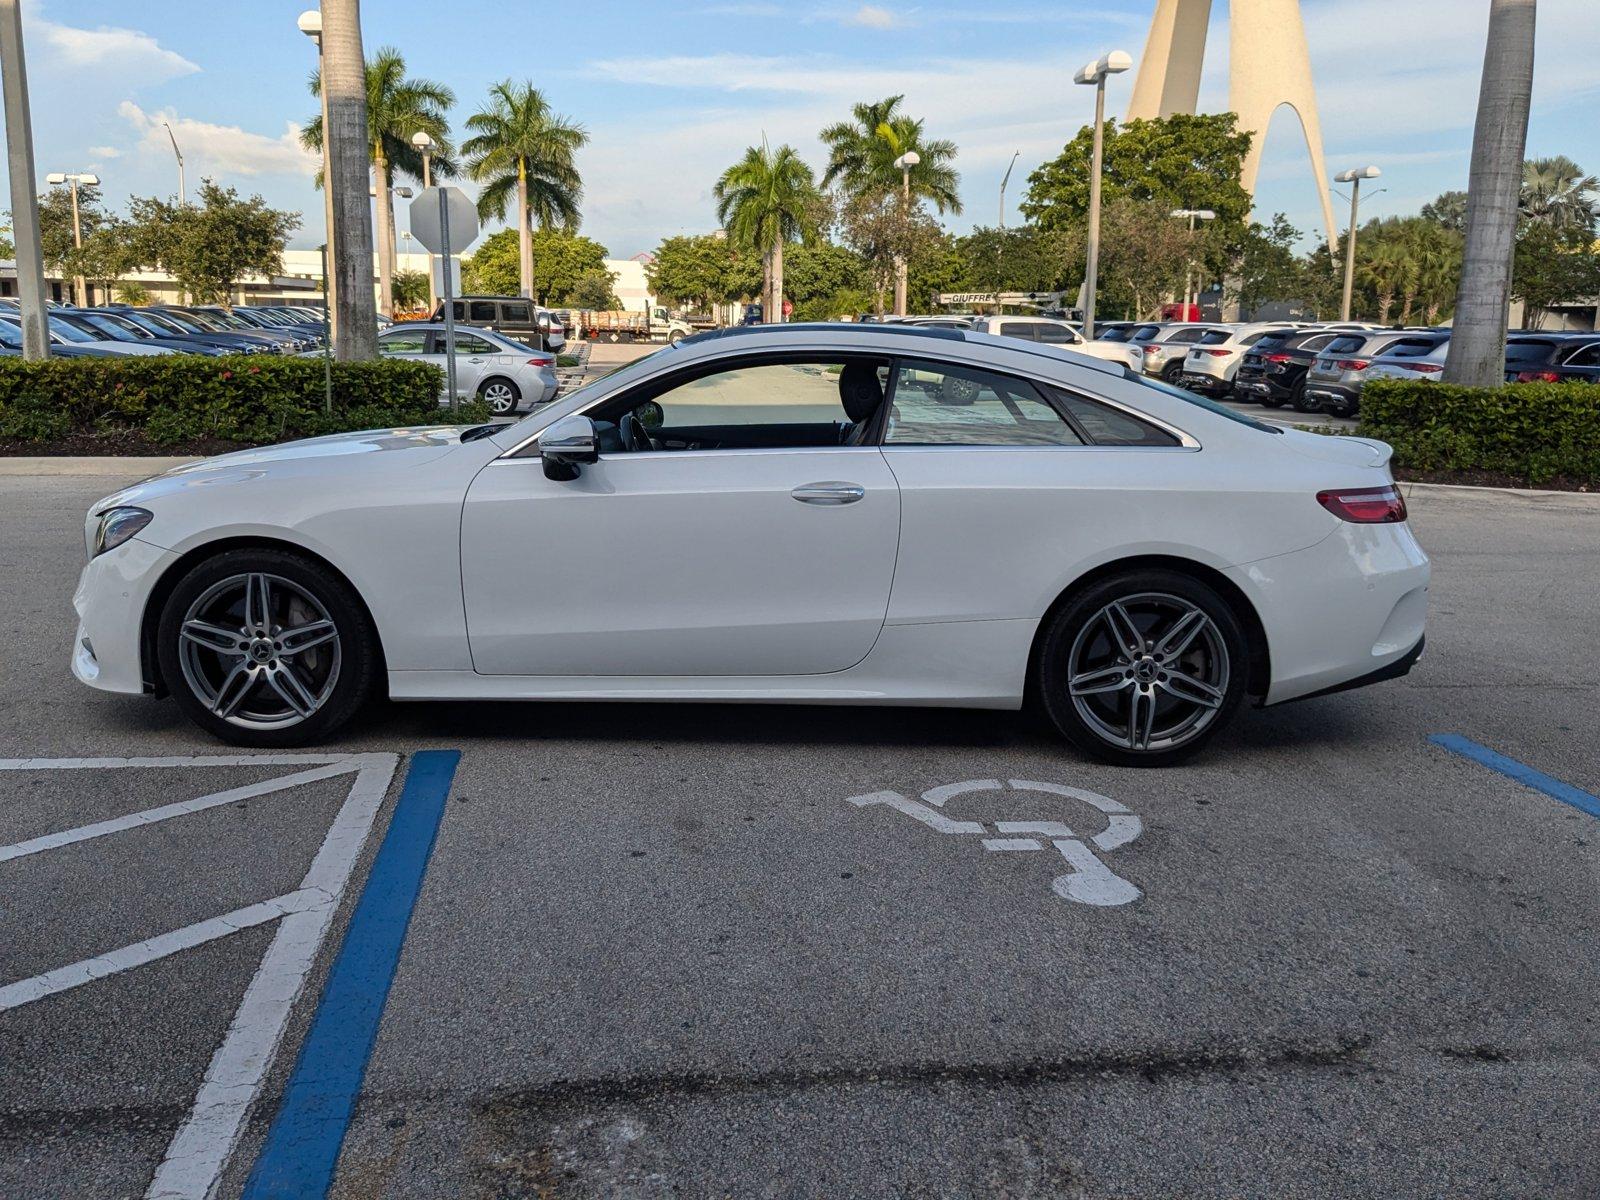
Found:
<box><xmin>1045</xmin><ymin>385</ymin><xmax>1182</xmax><ymax>447</ymax></box>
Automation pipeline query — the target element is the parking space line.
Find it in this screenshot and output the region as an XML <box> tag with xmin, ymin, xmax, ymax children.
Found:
<box><xmin>0</xmin><ymin>761</ymin><xmax>365</xmax><ymax>863</ymax></box>
<box><xmin>1430</xmin><ymin>734</ymin><xmax>1600</xmax><ymax>819</ymax></box>
<box><xmin>0</xmin><ymin>754</ymin><xmax>376</xmax><ymax>771</ymax></box>
<box><xmin>0</xmin><ymin>887</ymin><xmax>330</xmax><ymax>1011</ymax></box>
<box><xmin>144</xmin><ymin>753</ymin><xmax>399</xmax><ymax>1200</ymax></box>
<box><xmin>241</xmin><ymin>750</ymin><xmax>460</xmax><ymax>1200</ymax></box>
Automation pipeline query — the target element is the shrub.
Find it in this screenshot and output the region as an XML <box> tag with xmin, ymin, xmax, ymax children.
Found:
<box><xmin>0</xmin><ymin>356</ymin><xmax>492</xmax><ymax>447</ymax></box>
<box><xmin>1358</xmin><ymin>379</ymin><xmax>1600</xmax><ymax>486</ymax></box>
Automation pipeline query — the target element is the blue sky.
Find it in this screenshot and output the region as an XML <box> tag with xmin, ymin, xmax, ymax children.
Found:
<box><xmin>8</xmin><ymin>0</ymin><xmax>1599</xmax><ymax>259</ymax></box>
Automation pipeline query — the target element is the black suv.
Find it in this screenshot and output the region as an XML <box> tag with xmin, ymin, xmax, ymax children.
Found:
<box><xmin>1234</xmin><ymin>328</ymin><xmax>1348</xmax><ymax>409</ymax></box>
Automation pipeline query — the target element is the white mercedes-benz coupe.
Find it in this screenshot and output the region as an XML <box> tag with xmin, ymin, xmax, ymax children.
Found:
<box><xmin>71</xmin><ymin>324</ymin><xmax>1429</xmax><ymax>765</ymax></box>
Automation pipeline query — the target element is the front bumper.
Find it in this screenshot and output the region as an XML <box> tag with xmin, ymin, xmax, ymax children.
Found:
<box><xmin>71</xmin><ymin>537</ymin><xmax>176</xmax><ymax>695</ymax></box>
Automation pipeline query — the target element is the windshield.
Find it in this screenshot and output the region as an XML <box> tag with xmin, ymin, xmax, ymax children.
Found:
<box><xmin>1126</xmin><ymin>370</ymin><xmax>1281</xmax><ymax>434</ymax></box>
<box><xmin>46</xmin><ymin>316</ymin><xmax>95</xmax><ymax>343</ymax></box>
<box><xmin>125</xmin><ymin>311</ymin><xmax>186</xmax><ymax>336</ymax></box>
<box><xmin>86</xmin><ymin>313</ymin><xmax>149</xmax><ymax>338</ymax></box>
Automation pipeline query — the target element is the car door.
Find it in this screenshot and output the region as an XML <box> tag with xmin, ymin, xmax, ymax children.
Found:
<box><xmin>427</xmin><ymin>330</ymin><xmax>494</xmax><ymax>396</ymax></box>
<box><xmin>459</xmin><ymin>353</ymin><xmax>901</xmax><ymax>677</ymax></box>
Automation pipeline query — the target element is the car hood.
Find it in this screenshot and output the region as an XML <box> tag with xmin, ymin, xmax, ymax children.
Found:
<box><xmin>1277</xmin><ymin>428</ymin><xmax>1393</xmax><ymax>469</ymax></box>
<box><xmin>94</xmin><ymin>425</ymin><xmax>482</xmax><ymax>511</ymax></box>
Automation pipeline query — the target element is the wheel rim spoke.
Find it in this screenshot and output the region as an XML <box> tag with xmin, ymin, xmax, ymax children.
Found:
<box><xmin>244</xmin><ymin>573</ymin><xmax>273</xmax><ymax>632</ymax></box>
<box><xmin>279</xmin><ymin>619</ymin><xmax>337</xmax><ymax>657</ymax></box>
<box><xmin>266</xmin><ymin>664</ymin><xmax>318</xmax><ymax>718</ymax></box>
<box><xmin>1159</xmin><ymin>671</ymin><xmax>1225</xmax><ymax>709</ymax></box>
<box><xmin>1070</xmin><ymin>665</ymin><xmax>1132</xmax><ymax>697</ymax></box>
<box><xmin>1128</xmin><ymin>687</ymin><xmax>1157</xmax><ymax>750</ymax></box>
<box><xmin>181</xmin><ymin>620</ymin><xmax>244</xmax><ymax>655</ymax></box>
<box><xmin>212</xmin><ymin>661</ymin><xmax>257</xmax><ymax>718</ymax></box>
<box><xmin>1153</xmin><ymin>607</ymin><xmax>1208</xmax><ymax>660</ymax></box>
<box><xmin>1102</xmin><ymin>602</ymin><xmax>1144</xmax><ymax>658</ymax></box>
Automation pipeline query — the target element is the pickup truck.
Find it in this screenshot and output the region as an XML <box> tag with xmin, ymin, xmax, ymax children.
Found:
<box><xmin>574</xmin><ymin>305</ymin><xmax>695</xmax><ymax>344</ymax></box>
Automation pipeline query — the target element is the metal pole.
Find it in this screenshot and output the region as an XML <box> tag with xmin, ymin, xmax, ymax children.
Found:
<box><xmin>894</xmin><ymin>164</ymin><xmax>911</xmax><ymax>317</ymax></box>
<box><xmin>439</xmin><ymin>187</ymin><xmax>457</xmax><ymax>411</ymax></box>
<box><xmin>422</xmin><ymin>152</ymin><xmax>437</xmax><ymax>314</ymax></box>
<box><xmin>319</xmin><ymin>244</ymin><xmax>333</xmax><ymax>414</ymax></box>
<box><xmin>1186</xmin><ymin>211</ymin><xmax>1196</xmax><ymax>318</ymax></box>
<box><xmin>68</xmin><ymin>176</ymin><xmax>85</xmax><ymax>306</ymax></box>
<box><xmin>1083</xmin><ymin>75</ymin><xmax>1107</xmax><ymax>340</ymax></box>
<box><xmin>1340</xmin><ymin>178</ymin><xmax>1361</xmax><ymax>322</ymax></box>
<box><xmin>163</xmin><ymin>122</ymin><xmax>184</xmax><ymax>203</ymax></box>
<box><xmin>999</xmin><ymin>150</ymin><xmax>1018</xmax><ymax>230</ymax></box>
<box><xmin>0</xmin><ymin>0</ymin><xmax>47</xmax><ymax>358</ymax></box>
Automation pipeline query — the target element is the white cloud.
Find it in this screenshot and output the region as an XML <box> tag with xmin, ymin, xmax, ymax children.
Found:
<box><xmin>845</xmin><ymin>5</ymin><xmax>898</xmax><ymax>29</ymax></box>
<box><xmin>87</xmin><ymin>145</ymin><xmax>122</xmax><ymax>159</ymax></box>
<box><xmin>33</xmin><ymin>18</ymin><xmax>199</xmax><ymax>81</ymax></box>
<box><xmin>119</xmin><ymin>102</ymin><xmax>317</xmax><ymax>179</ymax></box>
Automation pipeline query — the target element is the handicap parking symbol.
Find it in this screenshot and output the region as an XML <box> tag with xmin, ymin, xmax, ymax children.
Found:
<box><xmin>847</xmin><ymin>778</ymin><xmax>1144</xmax><ymax>907</ymax></box>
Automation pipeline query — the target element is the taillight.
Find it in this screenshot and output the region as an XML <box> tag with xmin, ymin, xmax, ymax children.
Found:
<box><xmin>1334</xmin><ymin>359</ymin><xmax>1370</xmax><ymax>370</ymax></box>
<box><xmin>1199</xmin><ymin>348</ymin><xmax>1231</xmax><ymax>357</ymax></box>
<box><xmin>1317</xmin><ymin>485</ymin><xmax>1407</xmax><ymax>524</ymax></box>
<box><xmin>1514</xmin><ymin>369</ymin><xmax>1559</xmax><ymax>382</ymax></box>
<box><xmin>1264</xmin><ymin>353</ymin><xmax>1292</xmax><ymax>363</ymax></box>
<box><xmin>1141</xmin><ymin>345</ymin><xmax>1159</xmax><ymax>354</ymax></box>
<box><xmin>526</xmin><ymin>355</ymin><xmax>554</xmax><ymax>366</ymax></box>
<box><xmin>1410</xmin><ymin>363</ymin><xmax>1443</xmax><ymax>374</ymax></box>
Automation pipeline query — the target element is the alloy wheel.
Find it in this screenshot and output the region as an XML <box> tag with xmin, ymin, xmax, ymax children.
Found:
<box><xmin>176</xmin><ymin>572</ymin><xmax>342</xmax><ymax>730</ymax></box>
<box><xmin>481</xmin><ymin>381</ymin><xmax>517</xmax><ymax>414</ymax></box>
<box><xmin>1066</xmin><ymin>591</ymin><xmax>1230</xmax><ymax>753</ymax></box>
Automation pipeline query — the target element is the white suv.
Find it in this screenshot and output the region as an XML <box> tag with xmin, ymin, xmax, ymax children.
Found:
<box><xmin>1178</xmin><ymin>323</ymin><xmax>1302</xmax><ymax>397</ymax></box>
<box><xmin>967</xmin><ymin>314</ymin><xmax>1143</xmax><ymax>371</ymax></box>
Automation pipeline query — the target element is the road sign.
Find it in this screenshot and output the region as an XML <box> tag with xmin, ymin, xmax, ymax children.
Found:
<box><xmin>409</xmin><ymin>186</ymin><xmax>478</xmax><ymax>254</ymax></box>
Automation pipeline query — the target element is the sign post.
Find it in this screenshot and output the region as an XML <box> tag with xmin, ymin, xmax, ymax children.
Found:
<box><xmin>410</xmin><ymin>186</ymin><xmax>480</xmax><ymax>413</ymax></box>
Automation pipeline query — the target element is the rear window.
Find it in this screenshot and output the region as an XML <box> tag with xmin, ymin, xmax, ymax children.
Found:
<box><xmin>1124</xmin><ymin>371</ymin><xmax>1281</xmax><ymax>434</ymax></box>
<box><xmin>1256</xmin><ymin>330</ymin><xmax>1297</xmax><ymax>350</ymax></box>
<box><xmin>1387</xmin><ymin>338</ymin><xmax>1445</xmax><ymax>359</ymax></box>
<box><xmin>1034</xmin><ymin>323</ymin><xmax>1077</xmax><ymax>344</ymax></box>
<box><xmin>1504</xmin><ymin>340</ymin><xmax>1558</xmax><ymax>364</ymax></box>
<box><xmin>1325</xmin><ymin>335</ymin><xmax>1368</xmax><ymax>355</ymax></box>
<box><xmin>1198</xmin><ymin>329</ymin><xmax>1231</xmax><ymax>346</ymax></box>
<box><xmin>501</xmin><ymin>301</ymin><xmax>532</xmax><ymax>324</ymax></box>
<box><xmin>1097</xmin><ymin>326</ymin><xmax>1132</xmax><ymax>342</ymax></box>
<box><xmin>1129</xmin><ymin>325</ymin><xmax>1163</xmax><ymax>342</ymax></box>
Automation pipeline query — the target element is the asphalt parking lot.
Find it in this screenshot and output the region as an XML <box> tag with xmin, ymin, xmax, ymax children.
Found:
<box><xmin>1</xmin><ymin>463</ymin><xmax>1596</xmax><ymax>1198</ymax></box>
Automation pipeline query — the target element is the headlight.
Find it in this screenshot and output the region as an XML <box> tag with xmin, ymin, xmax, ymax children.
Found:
<box><xmin>90</xmin><ymin>506</ymin><xmax>153</xmax><ymax>558</ymax></box>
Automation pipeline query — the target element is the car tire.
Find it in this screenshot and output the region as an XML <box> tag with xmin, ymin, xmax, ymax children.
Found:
<box><xmin>1258</xmin><ymin>386</ymin><xmax>1286</xmax><ymax>409</ymax></box>
<box><xmin>477</xmin><ymin>377</ymin><xmax>522</xmax><ymax>415</ymax></box>
<box><xmin>156</xmin><ymin>548</ymin><xmax>380</xmax><ymax>748</ymax></box>
<box><xmin>1035</xmin><ymin>569</ymin><xmax>1249</xmax><ymax>767</ymax></box>
<box><xmin>1289</xmin><ymin>381</ymin><xmax>1320</xmax><ymax>413</ymax></box>
<box><xmin>1161</xmin><ymin>361</ymin><xmax>1183</xmax><ymax>383</ymax></box>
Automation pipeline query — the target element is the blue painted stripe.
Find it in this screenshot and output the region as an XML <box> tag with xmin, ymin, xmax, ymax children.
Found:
<box><xmin>1430</xmin><ymin>734</ymin><xmax>1600</xmax><ymax>819</ymax></box>
<box><xmin>242</xmin><ymin>749</ymin><xmax>461</xmax><ymax>1199</ymax></box>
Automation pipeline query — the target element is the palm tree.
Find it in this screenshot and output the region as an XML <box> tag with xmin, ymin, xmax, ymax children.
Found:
<box><xmin>304</xmin><ymin>47</ymin><xmax>454</xmax><ymax>318</ymax></box>
<box><xmin>462</xmin><ymin>81</ymin><xmax>587</xmax><ymax>299</ymax></box>
<box><xmin>1520</xmin><ymin>155</ymin><xmax>1599</xmax><ymax>234</ymax></box>
<box><xmin>1445</xmin><ymin>0</ymin><xmax>1536</xmax><ymax>387</ymax></box>
<box><xmin>318</xmin><ymin>0</ymin><xmax>376</xmax><ymax>359</ymax></box>
<box><xmin>714</xmin><ymin>143</ymin><xmax>820</xmax><ymax>322</ymax></box>
<box><xmin>820</xmin><ymin>96</ymin><xmax>960</xmax><ymax>313</ymax></box>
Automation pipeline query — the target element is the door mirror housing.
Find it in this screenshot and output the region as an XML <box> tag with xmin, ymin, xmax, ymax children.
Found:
<box><xmin>538</xmin><ymin>414</ymin><xmax>599</xmax><ymax>480</ymax></box>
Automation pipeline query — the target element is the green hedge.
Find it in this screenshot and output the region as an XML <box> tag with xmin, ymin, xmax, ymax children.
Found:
<box><xmin>1358</xmin><ymin>379</ymin><xmax>1600</xmax><ymax>486</ymax></box>
<box><xmin>0</xmin><ymin>356</ymin><xmax>490</xmax><ymax>446</ymax></box>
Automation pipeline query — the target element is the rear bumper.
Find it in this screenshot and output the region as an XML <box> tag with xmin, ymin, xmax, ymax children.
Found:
<box><xmin>1281</xmin><ymin>635</ymin><xmax>1425</xmax><ymax>704</ymax></box>
<box><xmin>1236</xmin><ymin>372</ymin><xmax>1294</xmax><ymax>401</ymax></box>
<box><xmin>1178</xmin><ymin>370</ymin><xmax>1230</xmax><ymax>395</ymax></box>
<box><xmin>1304</xmin><ymin>382</ymin><xmax>1359</xmax><ymax>409</ymax></box>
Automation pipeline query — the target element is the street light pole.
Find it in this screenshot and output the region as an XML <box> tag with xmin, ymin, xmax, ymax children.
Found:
<box><xmin>999</xmin><ymin>150</ymin><xmax>1019</xmax><ymax>230</ymax></box>
<box><xmin>1075</xmin><ymin>50</ymin><xmax>1132</xmax><ymax>341</ymax></box>
<box><xmin>1335</xmin><ymin>166</ymin><xmax>1381</xmax><ymax>322</ymax></box>
<box><xmin>162</xmin><ymin>121</ymin><xmax>184</xmax><ymax>203</ymax></box>
<box><xmin>1170</xmin><ymin>208</ymin><xmax>1217</xmax><ymax>319</ymax></box>
<box><xmin>298</xmin><ymin>10</ymin><xmax>336</xmax><ymax>339</ymax></box>
<box><xmin>411</xmin><ymin>131</ymin><xmax>437</xmax><ymax>314</ymax></box>
<box><xmin>47</xmin><ymin>171</ymin><xmax>99</xmax><ymax>306</ymax></box>
<box><xmin>892</xmin><ymin>150</ymin><xmax>920</xmax><ymax>316</ymax></box>
<box><xmin>0</xmin><ymin>0</ymin><xmax>48</xmax><ymax>358</ymax></box>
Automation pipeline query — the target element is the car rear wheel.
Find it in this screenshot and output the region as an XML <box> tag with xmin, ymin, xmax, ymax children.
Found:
<box><xmin>1290</xmin><ymin>381</ymin><xmax>1320</xmax><ymax>413</ymax></box>
<box><xmin>1036</xmin><ymin>570</ymin><xmax>1249</xmax><ymax>767</ymax></box>
<box><xmin>478</xmin><ymin>377</ymin><xmax>521</xmax><ymax>415</ymax></box>
<box><xmin>156</xmin><ymin>548</ymin><xmax>380</xmax><ymax>747</ymax></box>
<box><xmin>1161</xmin><ymin>361</ymin><xmax>1183</xmax><ymax>383</ymax></box>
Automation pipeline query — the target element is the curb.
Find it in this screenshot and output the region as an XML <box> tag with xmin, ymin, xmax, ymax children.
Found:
<box><xmin>0</xmin><ymin>457</ymin><xmax>198</xmax><ymax>476</ymax></box>
<box><xmin>1399</xmin><ymin>480</ymin><xmax>1600</xmax><ymax>506</ymax></box>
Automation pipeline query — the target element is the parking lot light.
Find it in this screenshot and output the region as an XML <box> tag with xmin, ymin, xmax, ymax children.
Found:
<box><xmin>1170</xmin><ymin>208</ymin><xmax>1217</xmax><ymax>319</ymax></box>
<box><xmin>1334</xmin><ymin>165</ymin><xmax>1381</xmax><ymax>322</ymax></box>
<box><xmin>46</xmin><ymin>171</ymin><xmax>99</xmax><ymax>306</ymax></box>
<box><xmin>892</xmin><ymin>151</ymin><xmax>920</xmax><ymax>316</ymax></box>
<box><xmin>1074</xmin><ymin>50</ymin><xmax>1133</xmax><ymax>340</ymax></box>
<box><xmin>299</xmin><ymin>9</ymin><xmax>335</xmax><ymax>338</ymax></box>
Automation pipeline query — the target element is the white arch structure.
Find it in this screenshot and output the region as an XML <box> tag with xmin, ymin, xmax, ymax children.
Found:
<box><xmin>1127</xmin><ymin>0</ymin><xmax>1339</xmax><ymax>247</ymax></box>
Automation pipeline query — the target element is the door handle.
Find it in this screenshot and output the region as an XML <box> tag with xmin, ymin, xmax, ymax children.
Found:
<box><xmin>792</xmin><ymin>482</ymin><xmax>866</xmax><ymax>505</ymax></box>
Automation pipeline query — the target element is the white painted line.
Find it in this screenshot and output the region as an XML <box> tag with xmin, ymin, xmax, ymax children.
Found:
<box><xmin>982</xmin><ymin>838</ymin><xmax>1043</xmax><ymax>852</ymax></box>
<box><xmin>0</xmin><ymin>761</ymin><xmax>364</xmax><ymax>863</ymax></box>
<box><xmin>145</xmin><ymin>753</ymin><xmax>398</xmax><ymax>1200</ymax></box>
<box><xmin>0</xmin><ymin>754</ymin><xmax>380</xmax><ymax>771</ymax></box>
<box><xmin>1049</xmin><ymin>838</ymin><xmax>1142</xmax><ymax>907</ymax></box>
<box><xmin>922</xmin><ymin>779</ymin><xmax>1000</xmax><ymax>808</ymax></box>
<box><xmin>846</xmin><ymin>790</ymin><xmax>986</xmax><ymax>834</ymax></box>
<box><xmin>0</xmin><ymin>888</ymin><xmax>330</xmax><ymax>1012</ymax></box>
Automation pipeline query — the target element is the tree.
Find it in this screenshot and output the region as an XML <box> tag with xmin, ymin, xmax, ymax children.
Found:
<box><xmin>1513</xmin><ymin>222</ymin><xmax>1600</xmax><ymax>327</ymax></box>
<box><xmin>461</xmin><ymin>227</ymin><xmax>608</xmax><ymax>302</ymax></box>
<box><xmin>647</xmin><ymin>234</ymin><xmax>739</xmax><ymax>319</ymax></box>
<box><xmin>124</xmin><ymin>180</ymin><xmax>300</xmax><ymax>305</ymax></box>
<box><xmin>567</xmin><ymin>268</ymin><xmax>619</xmax><ymax>310</ymax></box>
<box><xmin>1446</xmin><ymin>0</ymin><xmax>1536</xmax><ymax>387</ymax></box>
<box><xmin>320</xmin><ymin>0</ymin><xmax>377</xmax><ymax>359</ymax></box>
<box><xmin>1022</xmin><ymin>113</ymin><xmax>1255</xmax><ymax>268</ymax></box>
<box><xmin>37</xmin><ymin>182</ymin><xmax>133</xmax><ymax>301</ymax></box>
<box><xmin>113</xmin><ymin>281</ymin><xmax>150</xmax><ymax>306</ymax></box>
<box><xmin>952</xmin><ymin>225</ymin><xmax>1079</xmax><ymax>295</ymax></box>
<box><xmin>1092</xmin><ymin>197</ymin><xmax>1198</xmax><ymax>321</ymax></box>
<box><xmin>1520</xmin><ymin>155</ymin><xmax>1599</xmax><ymax>235</ymax></box>
<box><xmin>1231</xmin><ymin>214</ymin><xmax>1313</xmax><ymax>315</ymax></box>
<box><xmin>714</xmin><ymin>143</ymin><xmax>821</xmax><ymax>321</ymax></box>
<box><xmin>838</xmin><ymin>189</ymin><xmax>944</xmax><ymax>314</ymax></box>
<box><xmin>782</xmin><ymin>239</ymin><xmax>869</xmax><ymax>309</ymax></box>
<box><xmin>1421</xmin><ymin>190</ymin><xmax>1470</xmax><ymax>233</ymax></box>
<box><xmin>463</xmin><ymin>80</ymin><xmax>587</xmax><ymax>299</ymax></box>
<box><xmin>303</xmin><ymin>47</ymin><xmax>454</xmax><ymax>318</ymax></box>
<box><xmin>391</xmin><ymin>269</ymin><xmax>430</xmax><ymax>311</ymax></box>
<box><xmin>820</xmin><ymin>96</ymin><xmax>960</xmax><ymax>313</ymax></box>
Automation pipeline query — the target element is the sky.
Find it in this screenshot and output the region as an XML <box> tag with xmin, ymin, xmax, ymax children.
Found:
<box><xmin>5</xmin><ymin>0</ymin><xmax>1598</xmax><ymax>261</ymax></box>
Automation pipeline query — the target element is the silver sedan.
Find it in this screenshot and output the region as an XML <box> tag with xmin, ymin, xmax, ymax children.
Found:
<box><xmin>377</xmin><ymin>323</ymin><xmax>560</xmax><ymax>415</ymax></box>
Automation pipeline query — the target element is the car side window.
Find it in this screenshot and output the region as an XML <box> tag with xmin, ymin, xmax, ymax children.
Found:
<box><xmin>451</xmin><ymin>333</ymin><xmax>496</xmax><ymax>355</ymax></box>
<box><xmin>999</xmin><ymin>322</ymin><xmax>1039</xmax><ymax>341</ymax></box>
<box><xmin>1168</xmin><ymin>329</ymin><xmax>1206</xmax><ymax>344</ymax></box>
<box><xmin>1044</xmin><ymin>386</ymin><xmax>1183</xmax><ymax>448</ymax></box>
<box><xmin>1565</xmin><ymin>343</ymin><xmax>1600</xmax><ymax>367</ymax></box>
<box><xmin>1035</xmin><ymin>323</ymin><xmax>1079</xmax><ymax>345</ymax></box>
<box><xmin>501</xmin><ymin>301</ymin><xmax>532</xmax><ymax>324</ymax></box>
<box><xmin>469</xmin><ymin>301</ymin><xmax>498</xmax><ymax>323</ymax></box>
<box><xmin>884</xmin><ymin>360</ymin><xmax>1085</xmax><ymax>447</ymax></box>
<box><xmin>379</xmin><ymin>330</ymin><xmax>428</xmax><ymax>355</ymax></box>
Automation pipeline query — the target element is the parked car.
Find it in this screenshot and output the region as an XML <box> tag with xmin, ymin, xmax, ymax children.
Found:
<box><xmin>149</xmin><ymin>307</ymin><xmax>291</xmax><ymax>353</ymax></box>
<box><xmin>1133</xmin><ymin>323</ymin><xmax>1232</xmax><ymax>383</ymax></box>
<box><xmin>1176</xmin><ymin>323</ymin><xmax>1301</xmax><ymax>397</ymax></box>
<box><xmin>0</xmin><ymin>319</ymin><xmax>118</xmax><ymax>356</ymax></box>
<box><xmin>1302</xmin><ymin>331</ymin><xmax>1438</xmax><ymax>417</ymax></box>
<box><xmin>1501</xmin><ymin>333</ymin><xmax>1600</xmax><ymax>383</ymax></box>
<box><xmin>429</xmin><ymin>296</ymin><xmax>567</xmax><ymax>352</ymax></box>
<box><xmin>56</xmin><ymin>310</ymin><xmax>230</xmax><ymax>356</ymax></box>
<box><xmin>72</xmin><ymin>322</ymin><xmax>1429</xmax><ymax>765</ymax></box>
<box><xmin>120</xmin><ymin>308</ymin><xmax>276</xmax><ymax>354</ymax></box>
<box><xmin>377</xmin><ymin>323</ymin><xmax>558</xmax><ymax>415</ymax></box>
<box><xmin>0</xmin><ymin>312</ymin><xmax>173</xmax><ymax>356</ymax></box>
<box><xmin>965</xmin><ymin>314</ymin><xmax>1143</xmax><ymax>371</ymax></box>
<box><xmin>224</xmin><ymin>306</ymin><xmax>322</xmax><ymax>348</ymax></box>
<box><xmin>1233</xmin><ymin>328</ymin><xmax>1352</xmax><ymax>408</ymax></box>
<box><xmin>1361</xmin><ymin>333</ymin><xmax>1453</xmax><ymax>392</ymax></box>
<box><xmin>182</xmin><ymin>306</ymin><xmax>313</xmax><ymax>353</ymax></box>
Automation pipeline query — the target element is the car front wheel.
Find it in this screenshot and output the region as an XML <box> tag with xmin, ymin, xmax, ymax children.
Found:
<box><xmin>1037</xmin><ymin>570</ymin><xmax>1249</xmax><ymax>766</ymax></box>
<box><xmin>156</xmin><ymin>548</ymin><xmax>379</xmax><ymax>747</ymax></box>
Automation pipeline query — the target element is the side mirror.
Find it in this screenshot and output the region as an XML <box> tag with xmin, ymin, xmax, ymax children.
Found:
<box><xmin>538</xmin><ymin>414</ymin><xmax>599</xmax><ymax>481</ymax></box>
